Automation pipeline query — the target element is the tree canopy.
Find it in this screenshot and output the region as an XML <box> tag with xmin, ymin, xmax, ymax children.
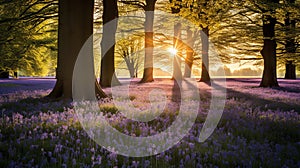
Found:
<box><xmin>0</xmin><ymin>0</ymin><xmax>58</xmax><ymax>77</ymax></box>
<box><xmin>1</xmin><ymin>0</ymin><xmax>299</xmax><ymax>82</ymax></box>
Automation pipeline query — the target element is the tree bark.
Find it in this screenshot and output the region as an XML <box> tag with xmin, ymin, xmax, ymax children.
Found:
<box><xmin>48</xmin><ymin>0</ymin><xmax>106</xmax><ymax>99</ymax></box>
<box><xmin>100</xmin><ymin>0</ymin><xmax>120</xmax><ymax>87</ymax></box>
<box><xmin>199</xmin><ymin>27</ymin><xmax>210</xmax><ymax>83</ymax></box>
<box><xmin>172</xmin><ymin>22</ymin><xmax>183</xmax><ymax>80</ymax></box>
<box><xmin>260</xmin><ymin>14</ymin><xmax>279</xmax><ymax>87</ymax></box>
<box><xmin>184</xmin><ymin>27</ymin><xmax>194</xmax><ymax>78</ymax></box>
<box><xmin>140</xmin><ymin>0</ymin><xmax>156</xmax><ymax>83</ymax></box>
<box><xmin>285</xmin><ymin>61</ymin><xmax>296</xmax><ymax>79</ymax></box>
<box><xmin>124</xmin><ymin>57</ymin><xmax>135</xmax><ymax>78</ymax></box>
<box><xmin>284</xmin><ymin>0</ymin><xmax>297</xmax><ymax>79</ymax></box>
<box><xmin>170</xmin><ymin>0</ymin><xmax>183</xmax><ymax>80</ymax></box>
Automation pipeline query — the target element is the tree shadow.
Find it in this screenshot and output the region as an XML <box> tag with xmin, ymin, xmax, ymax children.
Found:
<box><xmin>0</xmin><ymin>96</ymin><xmax>72</xmax><ymax>117</ymax></box>
<box><xmin>228</xmin><ymin>78</ymin><xmax>300</xmax><ymax>93</ymax></box>
<box><xmin>211</xmin><ymin>80</ymin><xmax>300</xmax><ymax>113</ymax></box>
<box><xmin>269</xmin><ymin>86</ymin><xmax>300</xmax><ymax>94</ymax></box>
<box><xmin>228</xmin><ymin>78</ymin><xmax>261</xmax><ymax>84</ymax></box>
<box><xmin>171</xmin><ymin>79</ymin><xmax>181</xmax><ymax>103</ymax></box>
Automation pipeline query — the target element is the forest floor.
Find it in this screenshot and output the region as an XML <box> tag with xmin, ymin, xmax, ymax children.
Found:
<box><xmin>0</xmin><ymin>78</ymin><xmax>299</xmax><ymax>167</ymax></box>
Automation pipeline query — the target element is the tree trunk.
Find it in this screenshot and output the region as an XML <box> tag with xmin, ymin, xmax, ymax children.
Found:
<box><xmin>184</xmin><ymin>27</ymin><xmax>194</xmax><ymax>78</ymax></box>
<box><xmin>172</xmin><ymin>22</ymin><xmax>183</xmax><ymax>80</ymax></box>
<box><xmin>124</xmin><ymin>57</ymin><xmax>135</xmax><ymax>78</ymax></box>
<box><xmin>100</xmin><ymin>0</ymin><xmax>120</xmax><ymax>87</ymax></box>
<box><xmin>48</xmin><ymin>0</ymin><xmax>106</xmax><ymax>99</ymax></box>
<box><xmin>260</xmin><ymin>14</ymin><xmax>279</xmax><ymax>87</ymax></box>
<box><xmin>140</xmin><ymin>0</ymin><xmax>156</xmax><ymax>83</ymax></box>
<box><xmin>199</xmin><ymin>27</ymin><xmax>210</xmax><ymax>83</ymax></box>
<box><xmin>170</xmin><ymin>0</ymin><xmax>182</xmax><ymax>80</ymax></box>
<box><xmin>135</xmin><ymin>63</ymin><xmax>139</xmax><ymax>78</ymax></box>
<box><xmin>284</xmin><ymin>0</ymin><xmax>297</xmax><ymax>79</ymax></box>
<box><xmin>285</xmin><ymin>61</ymin><xmax>296</xmax><ymax>79</ymax></box>
<box><xmin>13</xmin><ymin>71</ymin><xmax>18</xmax><ymax>79</ymax></box>
<box><xmin>0</xmin><ymin>70</ymin><xmax>9</xmax><ymax>79</ymax></box>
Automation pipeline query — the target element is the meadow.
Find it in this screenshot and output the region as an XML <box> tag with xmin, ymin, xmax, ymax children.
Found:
<box><xmin>0</xmin><ymin>78</ymin><xmax>299</xmax><ymax>167</ymax></box>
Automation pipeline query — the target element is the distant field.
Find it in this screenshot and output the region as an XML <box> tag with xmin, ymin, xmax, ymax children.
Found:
<box><xmin>0</xmin><ymin>78</ymin><xmax>55</xmax><ymax>95</ymax></box>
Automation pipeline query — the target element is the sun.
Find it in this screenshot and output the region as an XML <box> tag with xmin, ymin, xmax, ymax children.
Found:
<box><xmin>168</xmin><ymin>47</ymin><xmax>177</xmax><ymax>55</ymax></box>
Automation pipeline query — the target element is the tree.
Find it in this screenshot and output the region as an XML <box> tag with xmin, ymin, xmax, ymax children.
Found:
<box><xmin>170</xmin><ymin>0</ymin><xmax>183</xmax><ymax>80</ymax></box>
<box><xmin>236</xmin><ymin>0</ymin><xmax>281</xmax><ymax>87</ymax></box>
<box><xmin>270</xmin><ymin>0</ymin><xmax>300</xmax><ymax>79</ymax></box>
<box><xmin>215</xmin><ymin>0</ymin><xmax>299</xmax><ymax>80</ymax></box>
<box><xmin>235</xmin><ymin>0</ymin><xmax>298</xmax><ymax>86</ymax></box>
<box><xmin>285</xmin><ymin>61</ymin><xmax>296</xmax><ymax>79</ymax></box>
<box><xmin>171</xmin><ymin>22</ymin><xmax>183</xmax><ymax>80</ymax></box>
<box><xmin>200</xmin><ymin>26</ymin><xmax>210</xmax><ymax>83</ymax></box>
<box><xmin>183</xmin><ymin>27</ymin><xmax>196</xmax><ymax>78</ymax></box>
<box><xmin>180</xmin><ymin>0</ymin><xmax>211</xmax><ymax>82</ymax></box>
<box><xmin>140</xmin><ymin>0</ymin><xmax>157</xmax><ymax>82</ymax></box>
<box><xmin>48</xmin><ymin>0</ymin><xmax>106</xmax><ymax>99</ymax></box>
<box><xmin>100</xmin><ymin>0</ymin><xmax>121</xmax><ymax>87</ymax></box>
<box><xmin>259</xmin><ymin>0</ymin><xmax>280</xmax><ymax>87</ymax></box>
<box><xmin>115</xmin><ymin>35</ymin><xmax>143</xmax><ymax>78</ymax></box>
<box><xmin>0</xmin><ymin>0</ymin><xmax>58</xmax><ymax>77</ymax></box>
<box><xmin>120</xmin><ymin>0</ymin><xmax>157</xmax><ymax>83</ymax></box>
<box><xmin>282</xmin><ymin>0</ymin><xmax>298</xmax><ymax>79</ymax></box>
<box><xmin>176</xmin><ymin>0</ymin><xmax>232</xmax><ymax>83</ymax></box>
